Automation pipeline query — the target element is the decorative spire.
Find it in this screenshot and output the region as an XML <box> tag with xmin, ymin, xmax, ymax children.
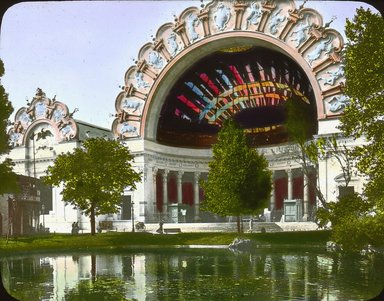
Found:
<box><xmin>298</xmin><ymin>0</ymin><xmax>308</xmax><ymax>10</ymax></box>
<box><xmin>324</xmin><ymin>16</ymin><xmax>337</xmax><ymax>28</ymax></box>
<box><xmin>35</xmin><ymin>87</ymin><xmax>45</xmax><ymax>98</ymax></box>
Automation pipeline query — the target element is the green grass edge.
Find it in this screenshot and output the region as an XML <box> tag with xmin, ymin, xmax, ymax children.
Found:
<box><xmin>0</xmin><ymin>230</ymin><xmax>331</xmax><ymax>255</ymax></box>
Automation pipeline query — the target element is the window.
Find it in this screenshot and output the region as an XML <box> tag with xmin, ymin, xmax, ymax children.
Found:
<box><xmin>121</xmin><ymin>195</ymin><xmax>132</xmax><ymax>220</ymax></box>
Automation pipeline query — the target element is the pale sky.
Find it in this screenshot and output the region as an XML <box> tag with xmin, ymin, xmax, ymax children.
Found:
<box><xmin>0</xmin><ymin>1</ymin><xmax>379</xmax><ymax>130</ymax></box>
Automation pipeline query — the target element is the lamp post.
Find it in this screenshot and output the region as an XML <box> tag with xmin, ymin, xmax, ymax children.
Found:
<box><xmin>131</xmin><ymin>201</ymin><xmax>135</xmax><ymax>233</ymax></box>
<box><xmin>30</xmin><ymin>129</ymin><xmax>53</xmax><ymax>234</ymax></box>
<box><xmin>42</xmin><ymin>204</ymin><xmax>45</xmax><ymax>231</ymax></box>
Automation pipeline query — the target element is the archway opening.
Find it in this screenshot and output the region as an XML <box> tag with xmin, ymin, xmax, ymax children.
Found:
<box><xmin>157</xmin><ymin>46</ymin><xmax>317</xmax><ymax>148</ymax></box>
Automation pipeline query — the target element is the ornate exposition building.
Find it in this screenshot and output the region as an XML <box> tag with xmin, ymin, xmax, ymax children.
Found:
<box><xmin>3</xmin><ymin>0</ymin><xmax>362</xmax><ymax>233</ymax></box>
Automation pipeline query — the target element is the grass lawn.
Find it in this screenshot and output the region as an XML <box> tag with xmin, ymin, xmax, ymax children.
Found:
<box><xmin>0</xmin><ymin>230</ymin><xmax>331</xmax><ymax>255</ymax></box>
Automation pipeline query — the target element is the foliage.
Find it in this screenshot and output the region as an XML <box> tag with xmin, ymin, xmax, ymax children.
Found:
<box><xmin>334</xmin><ymin>8</ymin><xmax>384</xmax><ymax>251</ymax></box>
<box><xmin>339</xmin><ymin>8</ymin><xmax>384</xmax><ymax>198</ymax></box>
<box><xmin>284</xmin><ymin>97</ymin><xmax>327</xmax><ymax>207</ymax></box>
<box><xmin>0</xmin><ymin>158</ymin><xmax>18</xmax><ymax>194</ymax></box>
<box><xmin>43</xmin><ymin>138</ymin><xmax>142</xmax><ymax>235</ymax></box>
<box><xmin>285</xmin><ymin>96</ymin><xmax>354</xmax><ymax>214</ymax></box>
<box><xmin>0</xmin><ymin>59</ymin><xmax>18</xmax><ymax>194</ymax></box>
<box><xmin>317</xmin><ymin>193</ymin><xmax>384</xmax><ymax>251</ymax></box>
<box><xmin>200</xmin><ymin>119</ymin><xmax>271</xmax><ymax>231</ymax></box>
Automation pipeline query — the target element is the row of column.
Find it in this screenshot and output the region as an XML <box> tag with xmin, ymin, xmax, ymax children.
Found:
<box><xmin>270</xmin><ymin>169</ymin><xmax>311</xmax><ymax>221</ymax></box>
<box><xmin>150</xmin><ymin>167</ymin><xmax>312</xmax><ymax>222</ymax></box>
<box><xmin>152</xmin><ymin>169</ymin><xmax>201</xmax><ymax>221</ymax></box>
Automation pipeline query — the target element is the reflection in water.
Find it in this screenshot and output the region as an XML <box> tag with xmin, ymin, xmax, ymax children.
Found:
<box><xmin>1</xmin><ymin>248</ymin><xmax>384</xmax><ymax>301</ymax></box>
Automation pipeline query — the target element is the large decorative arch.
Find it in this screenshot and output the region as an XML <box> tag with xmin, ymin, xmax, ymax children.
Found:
<box><xmin>112</xmin><ymin>0</ymin><xmax>345</xmax><ymax>143</ymax></box>
<box><xmin>8</xmin><ymin>88</ymin><xmax>79</xmax><ymax>147</ymax></box>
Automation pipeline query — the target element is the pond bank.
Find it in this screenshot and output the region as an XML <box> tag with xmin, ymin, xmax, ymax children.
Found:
<box><xmin>0</xmin><ymin>230</ymin><xmax>331</xmax><ymax>256</ymax></box>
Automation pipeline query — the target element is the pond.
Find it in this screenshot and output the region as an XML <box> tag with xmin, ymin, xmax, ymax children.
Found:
<box><xmin>1</xmin><ymin>246</ymin><xmax>383</xmax><ymax>301</ymax></box>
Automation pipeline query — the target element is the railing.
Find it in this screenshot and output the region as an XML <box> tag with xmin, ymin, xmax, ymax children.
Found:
<box><xmin>98</xmin><ymin>220</ymin><xmax>117</xmax><ymax>231</ymax></box>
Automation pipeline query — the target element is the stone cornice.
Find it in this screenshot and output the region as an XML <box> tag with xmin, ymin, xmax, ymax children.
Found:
<box><xmin>144</xmin><ymin>151</ymin><xmax>210</xmax><ymax>172</ymax></box>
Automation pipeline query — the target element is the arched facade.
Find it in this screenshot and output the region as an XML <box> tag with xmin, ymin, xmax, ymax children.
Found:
<box><xmin>112</xmin><ymin>0</ymin><xmax>345</xmax><ymax>141</ymax></box>
<box><xmin>111</xmin><ymin>0</ymin><xmax>357</xmax><ymax>224</ymax></box>
<box><xmin>6</xmin><ymin>88</ymin><xmax>114</xmax><ymax>233</ymax></box>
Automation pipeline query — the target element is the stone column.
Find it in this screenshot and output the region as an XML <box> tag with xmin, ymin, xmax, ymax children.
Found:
<box><xmin>152</xmin><ymin>167</ymin><xmax>158</xmax><ymax>221</ymax></box>
<box><xmin>270</xmin><ymin>171</ymin><xmax>275</xmax><ymax>212</ymax></box>
<box><xmin>303</xmin><ymin>172</ymin><xmax>309</xmax><ymax>221</ymax></box>
<box><xmin>194</xmin><ymin>172</ymin><xmax>201</xmax><ymax>221</ymax></box>
<box><xmin>286</xmin><ymin>169</ymin><xmax>293</xmax><ymax>200</ymax></box>
<box><xmin>177</xmin><ymin>171</ymin><xmax>184</xmax><ymax>205</ymax></box>
<box><xmin>162</xmin><ymin>169</ymin><xmax>169</xmax><ymax>215</ymax></box>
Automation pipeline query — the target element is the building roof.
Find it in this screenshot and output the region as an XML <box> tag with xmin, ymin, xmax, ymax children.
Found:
<box><xmin>76</xmin><ymin>119</ymin><xmax>113</xmax><ymax>141</ymax></box>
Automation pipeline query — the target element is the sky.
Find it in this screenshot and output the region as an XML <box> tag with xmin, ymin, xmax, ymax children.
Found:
<box><xmin>0</xmin><ymin>0</ymin><xmax>380</xmax><ymax>130</ymax></box>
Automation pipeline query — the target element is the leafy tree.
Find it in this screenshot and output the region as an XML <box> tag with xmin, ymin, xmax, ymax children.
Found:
<box><xmin>285</xmin><ymin>98</ymin><xmax>328</xmax><ymax>210</ymax></box>
<box><xmin>200</xmin><ymin>119</ymin><xmax>272</xmax><ymax>233</ymax></box>
<box><xmin>285</xmin><ymin>98</ymin><xmax>354</xmax><ymax>216</ymax></box>
<box><xmin>315</xmin><ymin>193</ymin><xmax>383</xmax><ymax>251</ymax></box>
<box><xmin>332</xmin><ymin>8</ymin><xmax>384</xmax><ymax>250</ymax></box>
<box><xmin>43</xmin><ymin>137</ymin><xmax>142</xmax><ymax>235</ymax></box>
<box><xmin>339</xmin><ymin>8</ymin><xmax>384</xmax><ymax>202</ymax></box>
<box><xmin>0</xmin><ymin>59</ymin><xmax>18</xmax><ymax>195</ymax></box>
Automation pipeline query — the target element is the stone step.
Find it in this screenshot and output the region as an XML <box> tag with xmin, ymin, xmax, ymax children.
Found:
<box><xmin>143</xmin><ymin>222</ymin><xmax>285</xmax><ymax>233</ymax></box>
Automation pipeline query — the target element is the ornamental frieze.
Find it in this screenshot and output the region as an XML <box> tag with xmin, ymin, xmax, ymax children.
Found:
<box><xmin>144</xmin><ymin>153</ymin><xmax>209</xmax><ymax>172</ymax></box>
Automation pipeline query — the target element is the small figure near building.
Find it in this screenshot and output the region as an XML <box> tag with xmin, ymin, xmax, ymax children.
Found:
<box><xmin>156</xmin><ymin>221</ymin><xmax>164</xmax><ymax>234</ymax></box>
<box><xmin>249</xmin><ymin>218</ymin><xmax>254</xmax><ymax>233</ymax></box>
<box><xmin>71</xmin><ymin>222</ymin><xmax>79</xmax><ymax>234</ymax></box>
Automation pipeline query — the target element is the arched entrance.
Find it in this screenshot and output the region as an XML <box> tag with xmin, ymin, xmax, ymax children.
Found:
<box><xmin>156</xmin><ymin>45</ymin><xmax>317</xmax><ymax>148</ymax></box>
<box><xmin>111</xmin><ymin>0</ymin><xmax>346</xmax><ymax>223</ymax></box>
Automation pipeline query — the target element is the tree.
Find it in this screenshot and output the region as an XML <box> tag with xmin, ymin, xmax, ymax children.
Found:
<box><xmin>0</xmin><ymin>59</ymin><xmax>18</xmax><ymax>195</ymax></box>
<box><xmin>200</xmin><ymin>119</ymin><xmax>272</xmax><ymax>233</ymax></box>
<box><xmin>284</xmin><ymin>97</ymin><xmax>328</xmax><ymax>210</ymax></box>
<box><xmin>285</xmin><ymin>97</ymin><xmax>354</xmax><ymax>219</ymax></box>
<box><xmin>43</xmin><ymin>137</ymin><xmax>142</xmax><ymax>235</ymax></box>
<box><xmin>331</xmin><ymin>8</ymin><xmax>384</xmax><ymax>250</ymax></box>
<box><xmin>339</xmin><ymin>8</ymin><xmax>384</xmax><ymax>202</ymax></box>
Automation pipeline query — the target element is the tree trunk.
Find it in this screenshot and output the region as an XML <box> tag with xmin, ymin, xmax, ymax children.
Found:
<box><xmin>90</xmin><ymin>203</ymin><xmax>96</xmax><ymax>235</ymax></box>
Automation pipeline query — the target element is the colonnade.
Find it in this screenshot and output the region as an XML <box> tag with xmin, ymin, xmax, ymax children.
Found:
<box><xmin>270</xmin><ymin>168</ymin><xmax>314</xmax><ymax>222</ymax></box>
<box><xmin>151</xmin><ymin>168</ymin><xmax>203</xmax><ymax>222</ymax></box>
<box><xmin>147</xmin><ymin>165</ymin><xmax>315</xmax><ymax>223</ymax></box>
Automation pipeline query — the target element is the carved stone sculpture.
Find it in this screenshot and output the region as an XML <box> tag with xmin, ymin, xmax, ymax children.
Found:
<box><xmin>214</xmin><ymin>3</ymin><xmax>231</xmax><ymax>31</ymax></box>
<box><xmin>186</xmin><ymin>13</ymin><xmax>200</xmax><ymax>41</ymax></box>
<box><xmin>120</xmin><ymin>122</ymin><xmax>138</xmax><ymax>135</ymax></box>
<box><xmin>148</xmin><ymin>51</ymin><xmax>164</xmax><ymax>69</ymax></box>
<box><xmin>318</xmin><ymin>65</ymin><xmax>344</xmax><ymax>86</ymax></box>
<box><xmin>135</xmin><ymin>72</ymin><xmax>150</xmax><ymax>89</ymax></box>
<box><xmin>269</xmin><ymin>8</ymin><xmax>286</xmax><ymax>35</ymax></box>
<box><xmin>245</xmin><ymin>2</ymin><xmax>262</xmax><ymax>29</ymax></box>
<box><xmin>290</xmin><ymin>15</ymin><xmax>311</xmax><ymax>47</ymax></box>
<box><xmin>329</xmin><ymin>94</ymin><xmax>349</xmax><ymax>112</ymax></box>
<box><xmin>307</xmin><ymin>36</ymin><xmax>333</xmax><ymax>65</ymax></box>
<box><xmin>167</xmin><ymin>32</ymin><xmax>180</xmax><ymax>57</ymax></box>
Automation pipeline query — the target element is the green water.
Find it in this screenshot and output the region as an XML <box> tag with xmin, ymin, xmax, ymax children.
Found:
<box><xmin>1</xmin><ymin>246</ymin><xmax>383</xmax><ymax>301</ymax></box>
